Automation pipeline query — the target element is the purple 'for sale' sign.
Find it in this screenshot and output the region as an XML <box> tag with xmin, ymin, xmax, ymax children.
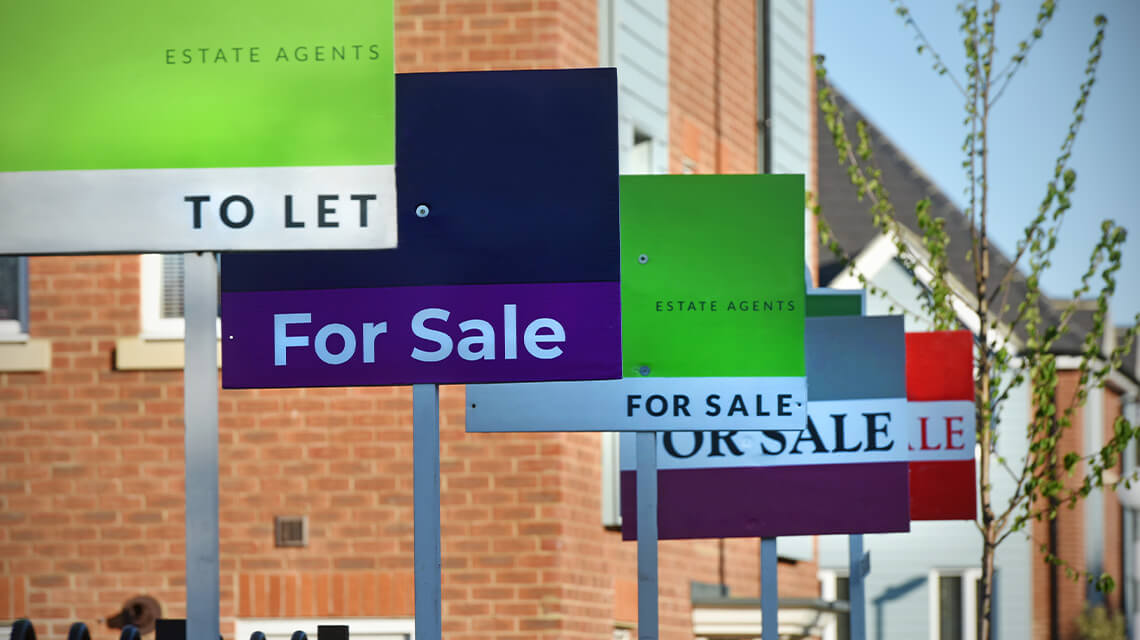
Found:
<box><xmin>222</xmin><ymin>282</ymin><xmax>620</xmax><ymax>388</ymax></box>
<box><xmin>220</xmin><ymin>69</ymin><xmax>621</xmax><ymax>388</ymax></box>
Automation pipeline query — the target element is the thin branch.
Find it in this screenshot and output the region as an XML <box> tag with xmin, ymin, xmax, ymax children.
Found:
<box><xmin>989</xmin><ymin>0</ymin><xmax>1058</xmax><ymax>107</ymax></box>
<box><xmin>890</xmin><ymin>1</ymin><xmax>967</xmax><ymax>96</ymax></box>
<box><xmin>989</xmin><ymin>15</ymin><xmax>1107</xmax><ymax>312</ymax></box>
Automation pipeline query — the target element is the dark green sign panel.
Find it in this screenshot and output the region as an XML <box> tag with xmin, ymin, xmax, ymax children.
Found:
<box><xmin>806</xmin><ymin>288</ymin><xmax>864</xmax><ymax>318</ymax></box>
<box><xmin>620</xmin><ymin>174</ymin><xmax>805</xmax><ymax>377</ymax></box>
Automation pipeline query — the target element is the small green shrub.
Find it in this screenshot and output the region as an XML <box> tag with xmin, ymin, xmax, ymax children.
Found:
<box><xmin>1076</xmin><ymin>603</ymin><xmax>1125</xmax><ymax>640</ymax></box>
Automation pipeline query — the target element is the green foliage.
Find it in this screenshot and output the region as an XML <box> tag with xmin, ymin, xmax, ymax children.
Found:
<box><xmin>1076</xmin><ymin>604</ymin><xmax>1126</xmax><ymax>640</ymax></box>
<box><xmin>814</xmin><ymin>2</ymin><xmax>1140</xmax><ymax>639</ymax></box>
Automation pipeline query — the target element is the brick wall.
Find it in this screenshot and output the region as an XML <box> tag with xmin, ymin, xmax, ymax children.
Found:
<box><xmin>1</xmin><ymin>2</ymin><xmax>821</xmax><ymax>639</ymax></box>
<box><xmin>1031</xmin><ymin>371</ymin><xmax>1126</xmax><ymax>640</ymax></box>
<box><xmin>669</xmin><ymin>0</ymin><xmax>758</xmax><ymax>175</ymax></box>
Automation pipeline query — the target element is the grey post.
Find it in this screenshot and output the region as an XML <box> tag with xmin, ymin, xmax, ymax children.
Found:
<box><xmin>413</xmin><ymin>384</ymin><xmax>443</xmax><ymax>640</ymax></box>
<box><xmin>183</xmin><ymin>251</ymin><xmax>220</xmax><ymax>640</ymax></box>
<box><xmin>761</xmin><ymin>537</ymin><xmax>778</xmax><ymax>640</ymax></box>
<box><xmin>636</xmin><ymin>432</ymin><xmax>658</xmax><ymax>640</ymax></box>
<box><xmin>849</xmin><ymin>535</ymin><xmax>867</xmax><ymax>640</ymax></box>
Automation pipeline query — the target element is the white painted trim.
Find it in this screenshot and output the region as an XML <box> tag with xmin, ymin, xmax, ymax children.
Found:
<box><xmin>817</xmin><ymin>569</ymin><xmax>847</xmax><ymax>640</ymax></box>
<box><xmin>234</xmin><ymin>617</ymin><xmax>414</xmax><ymax>640</ymax></box>
<box><xmin>0</xmin><ymin>319</ymin><xmax>22</xmax><ymax>339</ymax></box>
<box><xmin>601</xmin><ymin>431</ymin><xmax>622</xmax><ymax>527</ymax></box>
<box><xmin>928</xmin><ymin>569</ymin><xmax>939</xmax><ymax>640</ymax></box>
<box><xmin>691</xmin><ymin>603</ymin><xmax>835</xmax><ymax>637</ymax></box>
<box><xmin>824</xmin><ymin>226</ymin><xmax>1020</xmax><ymax>355</ymax></box>
<box><xmin>828</xmin><ymin>233</ymin><xmax>897</xmax><ymax>291</ymax></box>
<box><xmin>141</xmin><ymin>253</ymin><xmax>183</xmax><ymax>338</ymax></box>
<box><xmin>1054</xmin><ymin>355</ymin><xmax>1140</xmax><ymax>395</ymax></box>
<box><xmin>962</xmin><ymin>568</ymin><xmax>981</xmax><ymax>640</ymax></box>
<box><xmin>929</xmin><ymin>568</ymin><xmax>981</xmax><ymax>640</ymax></box>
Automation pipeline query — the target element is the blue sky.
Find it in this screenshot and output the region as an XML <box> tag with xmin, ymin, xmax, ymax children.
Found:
<box><xmin>815</xmin><ymin>0</ymin><xmax>1140</xmax><ymax>331</ymax></box>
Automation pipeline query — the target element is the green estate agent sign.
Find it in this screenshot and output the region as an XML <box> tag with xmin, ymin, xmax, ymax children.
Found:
<box><xmin>621</xmin><ymin>174</ymin><xmax>805</xmax><ymax>377</ymax></box>
<box><xmin>466</xmin><ymin>174</ymin><xmax>807</xmax><ymax>433</ymax></box>
<box><xmin>0</xmin><ymin>0</ymin><xmax>396</xmax><ymax>254</ymax></box>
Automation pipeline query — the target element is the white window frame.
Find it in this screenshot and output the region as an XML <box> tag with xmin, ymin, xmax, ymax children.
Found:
<box><xmin>928</xmin><ymin>568</ymin><xmax>982</xmax><ymax>640</ymax></box>
<box><xmin>601</xmin><ymin>431</ymin><xmax>623</xmax><ymax>527</ymax></box>
<box><xmin>0</xmin><ymin>256</ymin><xmax>28</xmax><ymax>341</ymax></box>
<box><xmin>140</xmin><ymin>253</ymin><xmax>219</xmax><ymax>339</ymax></box>
<box><xmin>234</xmin><ymin>617</ymin><xmax>414</xmax><ymax>640</ymax></box>
<box><xmin>819</xmin><ymin>568</ymin><xmax>850</xmax><ymax>640</ymax></box>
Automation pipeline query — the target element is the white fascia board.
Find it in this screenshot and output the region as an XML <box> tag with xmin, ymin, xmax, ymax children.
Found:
<box><xmin>1053</xmin><ymin>355</ymin><xmax>1140</xmax><ymax>395</ymax></box>
<box><xmin>827</xmin><ymin>225</ymin><xmax>1023</xmax><ymax>355</ymax></box>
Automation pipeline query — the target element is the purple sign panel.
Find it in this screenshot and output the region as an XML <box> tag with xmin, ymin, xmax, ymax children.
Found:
<box><xmin>619</xmin><ymin>315</ymin><xmax>912</xmax><ymax>540</ymax></box>
<box><xmin>221</xmin><ymin>282</ymin><xmax>620</xmax><ymax>388</ymax></box>
<box><xmin>220</xmin><ymin>68</ymin><xmax>620</xmax><ymax>388</ymax></box>
<box><xmin>620</xmin><ymin>463</ymin><xmax>907</xmax><ymax>540</ymax></box>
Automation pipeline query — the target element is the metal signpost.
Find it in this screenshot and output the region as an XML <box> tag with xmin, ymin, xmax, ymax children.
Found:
<box><xmin>615</xmin><ymin>315</ymin><xmax>911</xmax><ymax>539</ymax></box>
<box><xmin>220</xmin><ymin>68</ymin><xmax>622</xmax><ymax>639</ymax></box>
<box><xmin>614</xmin><ymin>298</ymin><xmax>913</xmax><ymax>640</ymax></box>
<box><xmin>0</xmin><ymin>2</ymin><xmax>397</xmax><ymax>256</ymax></box>
<box><xmin>468</xmin><ymin>173</ymin><xmax>808</xmax><ymax>640</ymax></box>
<box><xmin>806</xmin><ymin>288</ymin><xmax>871</xmax><ymax>640</ymax></box>
<box><xmin>0</xmin><ymin>3</ymin><xmax>398</xmax><ymax>639</ymax></box>
<box><xmin>795</xmin><ymin>294</ymin><xmax>978</xmax><ymax>635</ymax></box>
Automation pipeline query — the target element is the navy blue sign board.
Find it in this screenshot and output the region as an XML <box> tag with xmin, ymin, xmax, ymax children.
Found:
<box><xmin>220</xmin><ymin>69</ymin><xmax>621</xmax><ymax>388</ymax></box>
<box><xmin>219</xmin><ymin>67</ymin><xmax>619</xmax><ymax>640</ymax></box>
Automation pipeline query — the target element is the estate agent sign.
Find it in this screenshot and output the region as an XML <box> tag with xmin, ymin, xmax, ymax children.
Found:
<box><xmin>619</xmin><ymin>314</ymin><xmax>912</xmax><ymax>539</ymax></box>
<box><xmin>221</xmin><ymin>68</ymin><xmax>621</xmax><ymax>387</ymax></box>
<box><xmin>907</xmin><ymin>330</ymin><xmax>977</xmax><ymax>520</ymax></box>
<box><xmin>466</xmin><ymin>174</ymin><xmax>808</xmax><ymax>432</ymax></box>
<box><xmin>0</xmin><ymin>0</ymin><xmax>397</xmax><ymax>254</ymax></box>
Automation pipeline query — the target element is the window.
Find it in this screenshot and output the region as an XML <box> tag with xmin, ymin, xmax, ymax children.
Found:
<box><xmin>118</xmin><ymin>253</ymin><xmax>219</xmax><ymax>370</ymax></box>
<box><xmin>140</xmin><ymin>253</ymin><xmax>218</xmax><ymax>338</ymax></box>
<box><xmin>601</xmin><ymin>431</ymin><xmax>622</xmax><ymax>528</ymax></box>
<box><xmin>0</xmin><ymin>256</ymin><xmax>28</xmax><ymax>338</ymax></box>
<box><xmin>929</xmin><ymin>569</ymin><xmax>981</xmax><ymax>640</ymax></box>
<box><xmin>627</xmin><ymin>130</ymin><xmax>654</xmax><ymax>175</ymax></box>
<box><xmin>819</xmin><ymin>570</ymin><xmax>850</xmax><ymax>640</ymax></box>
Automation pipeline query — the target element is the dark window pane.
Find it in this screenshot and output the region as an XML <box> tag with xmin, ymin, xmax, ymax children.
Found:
<box><xmin>160</xmin><ymin>254</ymin><xmax>220</xmax><ymax>319</ymax></box>
<box><xmin>0</xmin><ymin>256</ymin><xmax>20</xmax><ymax>321</ymax></box>
<box><xmin>837</xmin><ymin>576</ymin><xmax>851</xmax><ymax>640</ymax></box>
<box><xmin>975</xmin><ymin>576</ymin><xmax>983</xmax><ymax>638</ymax></box>
<box><xmin>940</xmin><ymin>575</ymin><xmax>963</xmax><ymax>640</ymax></box>
<box><xmin>161</xmin><ymin>254</ymin><xmax>185</xmax><ymax>319</ymax></box>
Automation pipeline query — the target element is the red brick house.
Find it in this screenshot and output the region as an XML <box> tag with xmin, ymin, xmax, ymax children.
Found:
<box><xmin>1</xmin><ymin>1</ymin><xmax>824</xmax><ymax>639</ymax></box>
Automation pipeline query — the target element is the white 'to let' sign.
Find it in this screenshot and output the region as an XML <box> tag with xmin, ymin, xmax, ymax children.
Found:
<box><xmin>0</xmin><ymin>165</ymin><xmax>396</xmax><ymax>255</ymax></box>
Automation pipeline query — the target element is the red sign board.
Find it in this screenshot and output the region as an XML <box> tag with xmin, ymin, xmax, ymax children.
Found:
<box><xmin>907</xmin><ymin>330</ymin><xmax>976</xmax><ymax>520</ymax></box>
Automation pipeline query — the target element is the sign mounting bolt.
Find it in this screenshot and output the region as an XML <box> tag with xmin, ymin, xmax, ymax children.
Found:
<box><xmin>638</xmin><ymin>254</ymin><xmax>649</xmax><ymax>264</ymax></box>
<box><xmin>415</xmin><ymin>204</ymin><xmax>430</xmax><ymax>218</ymax></box>
<box><xmin>638</xmin><ymin>365</ymin><xmax>650</xmax><ymax>376</ymax></box>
